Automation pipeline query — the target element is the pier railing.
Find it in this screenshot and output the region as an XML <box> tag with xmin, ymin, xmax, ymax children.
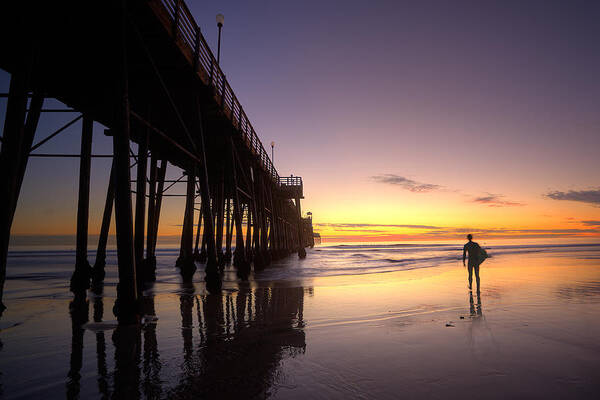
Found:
<box><xmin>153</xmin><ymin>0</ymin><xmax>281</xmax><ymax>185</ymax></box>
<box><xmin>279</xmin><ymin>176</ymin><xmax>302</xmax><ymax>187</ymax></box>
<box><xmin>278</xmin><ymin>176</ymin><xmax>303</xmax><ymax>198</ymax></box>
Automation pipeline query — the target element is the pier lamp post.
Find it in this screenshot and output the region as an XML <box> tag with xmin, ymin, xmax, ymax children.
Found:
<box><xmin>271</xmin><ymin>141</ymin><xmax>275</xmax><ymax>163</ymax></box>
<box><xmin>216</xmin><ymin>13</ymin><xmax>224</xmax><ymax>64</ymax></box>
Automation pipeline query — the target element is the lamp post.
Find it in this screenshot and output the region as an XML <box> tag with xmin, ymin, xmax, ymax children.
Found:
<box><xmin>270</xmin><ymin>141</ymin><xmax>275</xmax><ymax>164</ymax></box>
<box><xmin>216</xmin><ymin>13</ymin><xmax>224</xmax><ymax>64</ymax></box>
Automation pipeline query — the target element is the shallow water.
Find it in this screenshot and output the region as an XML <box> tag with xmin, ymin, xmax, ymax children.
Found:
<box><xmin>1</xmin><ymin>241</ymin><xmax>600</xmax><ymax>398</ymax></box>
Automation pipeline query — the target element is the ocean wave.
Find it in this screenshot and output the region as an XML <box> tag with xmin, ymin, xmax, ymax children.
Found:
<box><xmin>5</xmin><ymin>242</ymin><xmax>600</xmax><ymax>282</ymax></box>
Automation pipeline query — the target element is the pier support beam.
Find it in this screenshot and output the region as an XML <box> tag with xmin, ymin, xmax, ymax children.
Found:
<box><xmin>145</xmin><ymin>154</ymin><xmax>157</xmax><ymax>278</ymax></box>
<box><xmin>134</xmin><ymin>130</ymin><xmax>148</xmax><ymax>286</ymax></box>
<box><xmin>113</xmin><ymin>121</ymin><xmax>138</xmax><ymax>323</ymax></box>
<box><xmin>0</xmin><ymin>71</ymin><xmax>42</xmax><ymax>314</ymax></box>
<box><xmin>92</xmin><ymin>160</ymin><xmax>115</xmax><ymax>286</ymax></box>
<box><xmin>113</xmin><ymin>1</ymin><xmax>139</xmax><ymax>324</ymax></box>
<box><xmin>249</xmin><ymin>169</ymin><xmax>264</xmax><ymax>270</ymax></box>
<box><xmin>198</xmin><ymin>223</ymin><xmax>208</xmax><ymax>262</ymax></box>
<box><xmin>225</xmin><ymin>196</ymin><xmax>232</xmax><ymax>263</ymax></box>
<box><xmin>146</xmin><ymin>159</ymin><xmax>166</xmax><ymax>277</ymax></box>
<box><xmin>296</xmin><ymin>196</ymin><xmax>306</xmax><ymax>258</ymax></box>
<box><xmin>70</xmin><ymin>115</ymin><xmax>94</xmax><ymax>296</ymax></box>
<box><xmin>199</xmin><ymin>166</ymin><xmax>219</xmax><ymax>283</ymax></box>
<box><xmin>245</xmin><ymin>206</ymin><xmax>253</xmax><ymax>259</ymax></box>
<box><xmin>176</xmin><ymin>169</ymin><xmax>197</xmax><ymax>280</ymax></box>
<box><xmin>258</xmin><ymin>178</ymin><xmax>270</xmax><ymax>266</ymax></box>
<box><xmin>195</xmin><ymin>101</ymin><xmax>219</xmax><ymax>287</ymax></box>
<box><xmin>230</xmin><ymin>139</ymin><xmax>249</xmax><ymax>275</ymax></box>
<box><xmin>193</xmin><ymin>195</ymin><xmax>203</xmax><ymax>260</ymax></box>
<box><xmin>215</xmin><ymin>168</ymin><xmax>225</xmax><ymax>268</ymax></box>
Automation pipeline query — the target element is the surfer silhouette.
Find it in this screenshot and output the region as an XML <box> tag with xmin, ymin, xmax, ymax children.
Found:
<box><xmin>463</xmin><ymin>234</ymin><xmax>483</xmax><ymax>291</ymax></box>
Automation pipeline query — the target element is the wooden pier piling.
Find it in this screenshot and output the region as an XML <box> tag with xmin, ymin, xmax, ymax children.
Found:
<box><xmin>134</xmin><ymin>129</ymin><xmax>148</xmax><ymax>284</ymax></box>
<box><xmin>92</xmin><ymin>160</ymin><xmax>115</xmax><ymax>285</ymax></box>
<box><xmin>70</xmin><ymin>115</ymin><xmax>94</xmax><ymax>295</ymax></box>
<box><xmin>112</xmin><ymin>2</ymin><xmax>139</xmax><ymax>324</ymax></box>
<box><xmin>176</xmin><ymin>169</ymin><xmax>197</xmax><ymax>280</ymax></box>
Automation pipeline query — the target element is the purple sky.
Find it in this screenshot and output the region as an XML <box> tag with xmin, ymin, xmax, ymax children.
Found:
<box><xmin>2</xmin><ymin>0</ymin><xmax>600</xmax><ymax>239</ymax></box>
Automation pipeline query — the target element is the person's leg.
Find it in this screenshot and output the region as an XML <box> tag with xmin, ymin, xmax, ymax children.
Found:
<box><xmin>467</xmin><ymin>264</ymin><xmax>473</xmax><ymax>289</ymax></box>
<box><xmin>474</xmin><ymin>264</ymin><xmax>480</xmax><ymax>292</ymax></box>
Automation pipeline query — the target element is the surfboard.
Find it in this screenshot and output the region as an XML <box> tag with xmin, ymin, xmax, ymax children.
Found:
<box><xmin>478</xmin><ymin>247</ymin><xmax>489</xmax><ymax>264</ymax></box>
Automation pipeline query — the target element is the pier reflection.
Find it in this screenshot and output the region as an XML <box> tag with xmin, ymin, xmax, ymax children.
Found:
<box><xmin>170</xmin><ymin>284</ymin><xmax>307</xmax><ymax>398</ymax></box>
<box><xmin>92</xmin><ymin>290</ymin><xmax>110</xmax><ymax>399</ymax></box>
<box><xmin>67</xmin><ymin>297</ymin><xmax>88</xmax><ymax>399</ymax></box>
<box><xmin>142</xmin><ymin>292</ymin><xmax>161</xmax><ymax>399</ymax></box>
<box><xmin>67</xmin><ymin>284</ymin><xmax>307</xmax><ymax>398</ymax></box>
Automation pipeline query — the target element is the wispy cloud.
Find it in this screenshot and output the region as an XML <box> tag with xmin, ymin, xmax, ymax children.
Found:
<box><xmin>315</xmin><ymin>223</ymin><xmax>441</xmax><ymax>229</ymax></box>
<box><xmin>470</xmin><ymin>193</ymin><xmax>524</xmax><ymax>207</ymax></box>
<box><xmin>315</xmin><ymin>222</ymin><xmax>600</xmax><ymax>240</ymax></box>
<box><xmin>545</xmin><ymin>189</ymin><xmax>600</xmax><ymax>206</ymax></box>
<box><xmin>330</xmin><ymin>228</ymin><xmax>388</xmax><ymax>233</ymax></box>
<box><xmin>370</xmin><ymin>174</ymin><xmax>442</xmax><ymax>193</ymax></box>
<box><xmin>581</xmin><ymin>220</ymin><xmax>600</xmax><ymax>227</ymax></box>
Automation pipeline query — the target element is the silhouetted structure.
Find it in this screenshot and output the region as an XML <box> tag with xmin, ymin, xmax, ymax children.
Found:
<box><xmin>0</xmin><ymin>0</ymin><xmax>314</xmax><ymax>323</ymax></box>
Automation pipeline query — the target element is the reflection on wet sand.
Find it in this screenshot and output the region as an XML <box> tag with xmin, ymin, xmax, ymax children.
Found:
<box><xmin>67</xmin><ymin>297</ymin><xmax>88</xmax><ymax>399</ymax></box>
<box><xmin>92</xmin><ymin>290</ymin><xmax>110</xmax><ymax>398</ymax></box>
<box><xmin>66</xmin><ymin>284</ymin><xmax>306</xmax><ymax>398</ymax></box>
<box><xmin>466</xmin><ymin>290</ymin><xmax>484</xmax><ymax>348</ymax></box>
<box><xmin>469</xmin><ymin>290</ymin><xmax>482</xmax><ymax>318</ymax></box>
<box><xmin>142</xmin><ymin>293</ymin><xmax>161</xmax><ymax>399</ymax></box>
<box><xmin>555</xmin><ymin>280</ymin><xmax>600</xmax><ymax>300</ymax></box>
<box><xmin>170</xmin><ymin>284</ymin><xmax>306</xmax><ymax>398</ymax></box>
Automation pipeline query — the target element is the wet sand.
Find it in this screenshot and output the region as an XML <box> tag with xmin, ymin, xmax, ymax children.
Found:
<box><xmin>1</xmin><ymin>247</ymin><xmax>599</xmax><ymax>398</ymax></box>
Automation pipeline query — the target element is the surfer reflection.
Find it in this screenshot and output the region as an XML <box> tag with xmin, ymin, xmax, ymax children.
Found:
<box><xmin>466</xmin><ymin>290</ymin><xmax>485</xmax><ymax>347</ymax></box>
<box><xmin>463</xmin><ymin>234</ymin><xmax>486</xmax><ymax>292</ymax></box>
<box><xmin>469</xmin><ymin>290</ymin><xmax>482</xmax><ymax>317</ymax></box>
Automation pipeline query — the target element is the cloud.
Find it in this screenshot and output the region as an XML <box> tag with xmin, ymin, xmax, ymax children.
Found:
<box><xmin>370</xmin><ymin>174</ymin><xmax>442</xmax><ymax>193</ymax></box>
<box><xmin>470</xmin><ymin>193</ymin><xmax>524</xmax><ymax>207</ymax></box>
<box><xmin>315</xmin><ymin>223</ymin><xmax>441</xmax><ymax>229</ymax></box>
<box><xmin>315</xmin><ymin>223</ymin><xmax>599</xmax><ymax>237</ymax></box>
<box><xmin>331</xmin><ymin>228</ymin><xmax>388</xmax><ymax>233</ymax></box>
<box><xmin>545</xmin><ymin>189</ymin><xmax>600</xmax><ymax>206</ymax></box>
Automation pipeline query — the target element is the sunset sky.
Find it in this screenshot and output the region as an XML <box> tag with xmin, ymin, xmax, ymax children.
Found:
<box><xmin>2</xmin><ymin>0</ymin><xmax>600</xmax><ymax>242</ymax></box>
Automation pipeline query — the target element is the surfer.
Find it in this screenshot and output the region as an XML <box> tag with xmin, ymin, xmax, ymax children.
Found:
<box><xmin>463</xmin><ymin>234</ymin><xmax>482</xmax><ymax>291</ymax></box>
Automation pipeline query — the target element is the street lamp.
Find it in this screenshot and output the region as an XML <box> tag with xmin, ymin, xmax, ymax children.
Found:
<box><xmin>270</xmin><ymin>141</ymin><xmax>275</xmax><ymax>164</ymax></box>
<box><xmin>216</xmin><ymin>13</ymin><xmax>224</xmax><ymax>64</ymax></box>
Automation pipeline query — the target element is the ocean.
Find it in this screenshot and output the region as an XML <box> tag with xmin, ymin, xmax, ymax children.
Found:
<box><xmin>6</xmin><ymin>238</ymin><xmax>600</xmax><ymax>286</ymax></box>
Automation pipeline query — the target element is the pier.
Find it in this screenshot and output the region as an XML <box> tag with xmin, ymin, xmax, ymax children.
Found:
<box><xmin>0</xmin><ymin>0</ymin><xmax>315</xmax><ymax>323</ymax></box>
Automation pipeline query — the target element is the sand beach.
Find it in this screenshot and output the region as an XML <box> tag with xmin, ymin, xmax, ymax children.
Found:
<box><xmin>1</xmin><ymin>241</ymin><xmax>599</xmax><ymax>398</ymax></box>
